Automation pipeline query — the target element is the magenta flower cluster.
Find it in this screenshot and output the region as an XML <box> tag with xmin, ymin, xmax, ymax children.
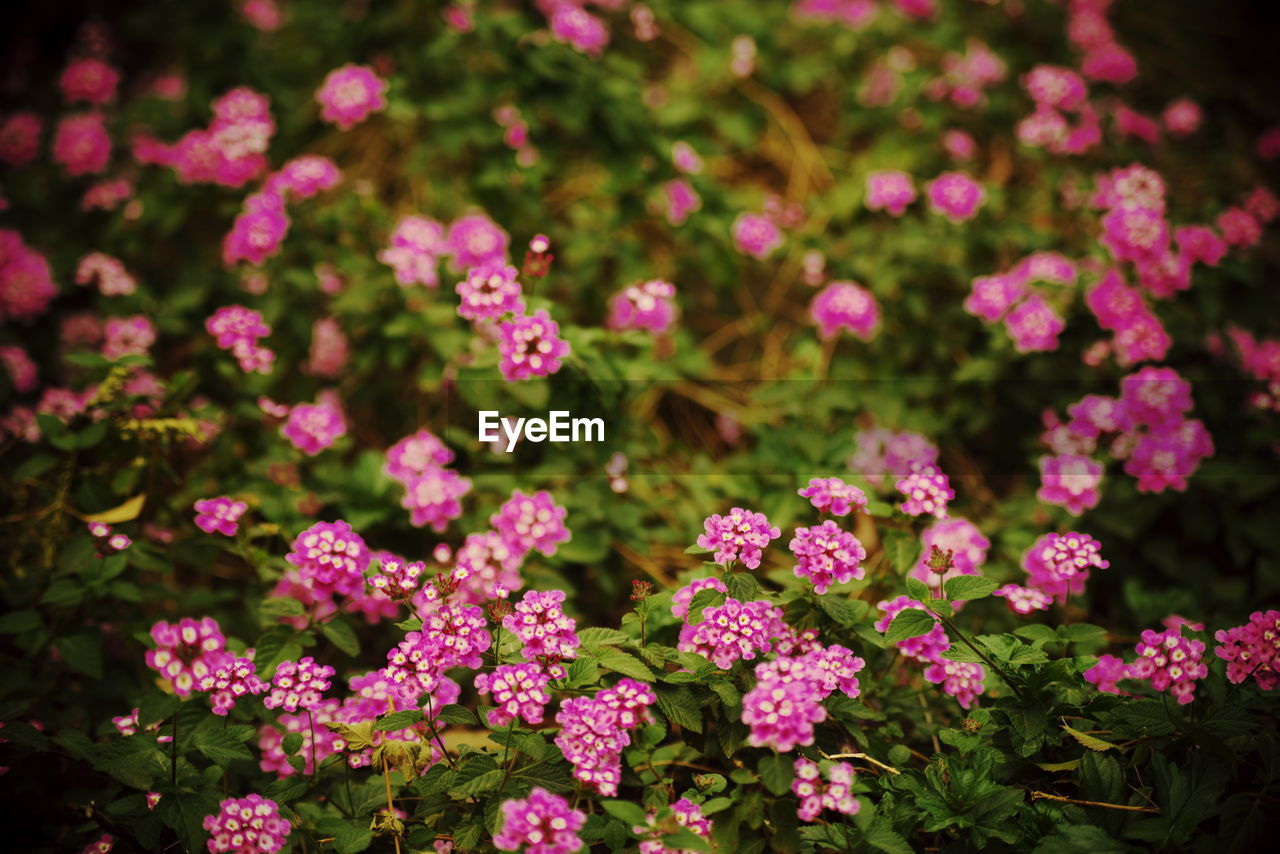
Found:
<box><xmin>792</xmin><ymin>758</ymin><xmax>859</xmax><ymax>821</ymax></box>
<box><xmin>263</xmin><ymin>656</ymin><xmax>335</xmax><ymax>712</ymax></box>
<box><xmin>194</xmin><ymin>496</ymin><xmax>248</xmax><ymax>537</ymax></box>
<box><xmin>788</xmin><ymin>520</ymin><xmax>866</xmax><ymax>594</ymax></box>
<box><xmin>553</xmin><ymin>679</ymin><xmax>656</xmax><ymax>796</ymax></box>
<box><xmin>696</xmin><ymin>507</ymin><xmax>781</xmax><ymax>569</ymax></box>
<box><xmin>503</xmin><ymin>589</ymin><xmax>580</xmax><ymax>676</ymax></box>
<box><xmin>679</xmin><ymin>598</ymin><xmax>788</xmax><ymax>669</ymax></box>
<box><xmin>797</xmin><ymin>477</ymin><xmax>868</xmax><ymax>516</ymax></box>
<box><xmin>201</xmin><ymin>794</ymin><xmax>290</xmax><ymax>854</ymax></box>
<box><xmin>493</xmin><ymin>787</ymin><xmax>586</xmax><ymax>854</ymax></box>
<box><xmin>1214</xmin><ymin>611</ymin><xmax>1280</xmax><ymax>690</ymax></box>
<box><xmin>474</xmin><ymin>663</ymin><xmax>552</xmax><ymax>728</ymax></box>
<box><xmin>198</xmin><ymin>654</ymin><xmax>267</xmax><ymax>716</ymax></box>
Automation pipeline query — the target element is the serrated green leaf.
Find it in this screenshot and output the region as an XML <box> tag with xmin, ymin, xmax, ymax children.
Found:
<box><xmin>943</xmin><ymin>575</ymin><xmax>999</xmax><ymax>601</ymax></box>
<box><xmin>757</xmin><ymin>753</ymin><xmax>793</xmax><ymax>795</ymax></box>
<box><xmin>594</xmin><ymin>647</ymin><xmax>654</xmax><ymax>681</ymax></box>
<box><xmin>375</xmin><ymin>710</ymin><xmax>424</xmax><ymax>731</ymax></box>
<box><xmin>1062</xmin><ymin>723</ymin><xmax>1117</xmax><ymax>752</ymax></box>
<box><xmin>601</xmin><ymin>799</ymin><xmax>649</xmax><ymax>826</ymax></box>
<box><xmin>578</xmin><ymin>627</ymin><xmax>630</xmax><ymax>649</ymax></box>
<box><xmin>193</xmin><ymin>728</ymin><xmax>254</xmax><ymax>763</ymax></box>
<box><xmin>655</xmin><ymin>685</ymin><xmax>703</xmax><ymax>733</ymax></box>
<box><xmin>885</xmin><ymin>608</ymin><xmax>936</xmax><ymax>642</ymax></box>
<box><xmin>322</xmin><ymin>617</ymin><xmax>360</xmax><ymax>657</ymax></box>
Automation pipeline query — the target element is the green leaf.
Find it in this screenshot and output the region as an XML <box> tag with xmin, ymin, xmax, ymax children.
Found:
<box><xmin>578</xmin><ymin>627</ymin><xmax>630</xmax><ymax>649</ymax></box>
<box><xmin>594</xmin><ymin>647</ymin><xmax>654</xmax><ymax>681</ymax></box>
<box><xmin>655</xmin><ymin>685</ymin><xmax>703</xmax><ymax>733</ymax></box>
<box><xmin>684</xmin><ymin>544</ymin><xmax>714</xmax><ymax>555</ymax></box>
<box><xmin>943</xmin><ymin>575</ymin><xmax>999</xmax><ymax>601</ymax></box>
<box><xmin>601</xmin><ymin>799</ymin><xmax>650</xmax><ymax>826</ymax></box>
<box><xmin>316</xmin><ymin>818</ymin><xmax>373</xmax><ymax>853</ymax></box>
<box><xmin>436</xmin><ymin>704</ymin><xmax>479</xmax><ymax>726</ymax></box>
<box><xmin>885</xmin><ymin>608</ymin><xmax>936</xmax><ymax>642</ymax></box>
<box><xmin>283</xmin><ymin>732</ymin><xmax>304</xmax><ymax>756</ymax></box>
<box><xmin>375</xmin><ymin>710</ymin><xmax>424</xmax><ymax>731</ymax></box>
<box><xmin>193</xmin><ymin>728</ymin><xmax>254</xmax><ymax>763</ymax></box>
<box><xmin>905</xmin><ymin>576</ymin><xmax>932</xmax><ymax>602</ymax></box>
<box><xmin>815</xmin><ymin>594</ymin><xmax>859</xmax><ymax>626</ymax></box>
<box><xmin>0</xmin><ymin>610</ymin><xmax>41</xmax><ymax>633</ymax></box>
<box><xmin>260</xmin><ymin>597</ymin><xmax>306</xmax><ymax>618</ymax></box>
<box><xmin>1062</xmin><ymin>724</ymin><xmax>1117</xmax><ymax>751</ymax></box>
<box><xmin>725</xmin><ymin>572</ymin><xmax>760</xmax><ymax>602</ymax></box>
<box><xmin>757</xmin><ymin>753</ymin><xmax>794</xmax><ymax>796</ymax></box>
<box><xmin>56</xmin><ymin>633</ymin><xmax>104</xmax><ymax>678</ymax></box>
<box><xmin>322</xmin><ymin>617</ymin><xmax>361</xmax><ymax>657</ymax></box>
<box><xmin>137</xmin><ymin>692</ymin><xmax>180</xmax><ymax>727</ymax></box>
<box><xmin>662</xmin><ymin>827</ymin><xmax>711</xmax><ymax>852</ymax></box>
<box><xmin>447</xmin><ymin>768</ymin><xmax>505</xmax><ymax>798</ymax></box>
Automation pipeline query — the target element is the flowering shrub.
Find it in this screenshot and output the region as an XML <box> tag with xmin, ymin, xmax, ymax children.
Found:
<box><xmin>2</xmin><ymin>1</ymin><xmax>1280</xmax><ymax>853</ymax></box>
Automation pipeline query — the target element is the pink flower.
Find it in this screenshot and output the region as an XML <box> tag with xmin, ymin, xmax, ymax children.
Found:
<box><xmin>379</xmin><ymin>216</ymin><xmax>447</xmax><ymax>287</ymax></box>
<box><xmin>1101</xmin><ymin>205</ymin><xmax>1168</xmax><ymax>262</ymax></box>
<box><xmin>315</xmin><ymin>64</ymin><xmax>388</xmax><ymax>130</ymax></box>
<box><xmin>475</xmin><ymin>664</ymin><xmax>552</xmax><ymax>727</ymax></box>
<box><xmin>53</xmin><ymin>113</ymin><xmax>112</xmax><ymax>176</ymax></box>
<box><xmin>498</xmin><ymin>310</ymin><xmax>570</xmax><ymax>381</ymax></box>
<box><xmin>964</xmin><ymin>274</ymin><xmax>1026</xmax><ymax>323</ymax></box>
<box><xmin>203</xmin><ymin>795</ymin><xmax>290</xmax><ymax>854</ymax></box>
<box><xmin>1162</xmin><ymin>98</ymin><xmax>1202</xmax><ymax>136</ymax></box>
<box><xmin>0</xmin><ymin>345</ymin><xmax>38</xmax><ymax>393</ymax></box>
<box><xmin>102</xmin><ymin>315</ymin><xmax>156</xmax><ymax>360</ymax></box>
<box><xmin>797</xmin><ymin>477</ymin><xmax>868</xmax><ymax>516</ymax></box>
<box><xmin>923</xmin><ymin>659</ymin><xmax>986</xmax><ymax>708</ymax></box>
<box><xmin>1083</xmin><ymin>654</ymin><xmax>1130</xmax><ymax>695</ymax></box>
<box><xmin>697</xmin><ymin>507</ymin><xmax>781</xmax><ymax>568</ymax></box>
<box><xmin>60</xmin><ymin>58</ymin><xmax>120</xmax><ymax>105</ymax></box>
<box><xmin>607</xmin><ymin>279</ymin><xmax>677</xmax><ymax>335</ymax></box>
<box><xmin>401</xmin><ymin>467</ymin><xmax>471</xmax><ymax>531</ymax></box>
<box><xmin>1216</xmin><ymin>207</ymin><xmax>1262</xmax><ymax>249</ymax></box>
<box><xmin>194</xmin><ymin>496</ymin><xmax>248</xmax><ymax>536</ymax></box>
<box><xmin>1037</xmin><ymin>453</ymin><xmax>1104</xmax><ymax>515</ymax></box>
<box><xmin>504</xmin><ymin>589</ymin><xmax>579</xmax><ymax>670</ymax></box>
<box><xmin>671</xmin><ymin>140</ymin><xmax>703</xmax><ymax>174</ymax></box>
<box><xmin>789</xmin><ymin>520</ymin><xmax>866</xmax><ymax>594</ymax></box>
<box><xmin>910</xmin><ymin>517</ymin><xmax>990</xmax><ymax>594</ymax></box>
<box><xmin>994</xmin><ymin>584</ymin><xmax>1053</xmax><ymax>615</ymax></box>
<box><xmin>383</xmin><ymin>429</ymin><xmax>454</xmax><ymax>483</ymax></box>
<box><xmin>661</xmin><ymin>179</ymin><xmax>701</xmax><ymax>225</ymax></box>
<box><xmin>1004</xmin><ymin>294</ymin><xmax>1065</xmax><ymax>353</ymax></box>
<box><xmin>0</xmin><ymin>113</ymin><xmax>42</xmax><ymax>167</ymax></box>
<box><xmin>268</xmin><ymin>155</ymin><xmax>341</xmax><ymax>199</ymax></box>
<box><xmin>1021</xmin><ymin>65</ymin><xmax>1088</xmax><ymax>110</ymax></box>
<box><xmin>865</xmin><ymin>170</ymin><xmax>917</xmax><ymax>216</ymax></box>
<box><xmin>1214</xmin><ymin>611</ymin><xmax>1280</xmax><ymax>691</ymax></box>
<box><xmin>926</xmin><ymin>172</ymin><xmax>985</xmax><ymax>223</ymax></box>
<box><xmin>263</xmin><ymin>657</ymin><xmax>335</xmax><ymax>712</ymax></box>
<box><xmin>547</xmin><ymin>4</ymin><xmax>609</xmax><ymax>57</ymax></box>
<box><xmin>145</xmin><ymin>617</ymin><xmax>230</xmax><ymax>696</ymax></box>
<box><xmin>447</xmin><ymin>213</ymin><xmax>510</xmax><ymax>268</ymax></box>
<box><xmin>286</xmin><ymin>520</ymin><xmax>370</xmax><ymax>598</ymax></box>
<box><xmin>495</xmin><ymin>788</ymin><xmax>586</xmax><ymax>853</ymax></box>
<box><xmin>383</xmin><ymin>604</ymin><xmax>490</xmax><ymax>695</ymax></box>
<box><xmin>491</xmin><ymin>490</ymin><xmax>571</xmax><ymax>557</ymax></box>
<box><xmin>731</xmin><ymin>212</ymin><xmax>783</xmax><ymax>259</ymax></box>
<box><xmin>1081</xmin><ymin>42</ymin><xmax>1138</xmax><ymax>85</ymax></box>
<box><xmin>895</xmin><ymin>464</ymin><xmax>954</xmax><ymax>518</ymax></box>
<box><xmin>809</xmin><ymin>281</ymin><xmax>880</xmax><ymax>341</ymax></box>
<box><xmin>456</xmin><ymin>261</ymin><xmax>525</xmax><ymax>322</ymax></box>
<box><xmin>1129</xmin><ymin>626</ymin><xmax>1209</xmax><ymax>705</ymax></box>
<box><xmin>76</xmin><ymin>252</ymin><xmax>136</xmax><ymax>296</ymax></box>
<box><xmin>1023</xmin><ymin>532</ymin><xmax>1108</xmax><ymax>602</ymax></box>
<box><xmin>678</xmin><ymin>598</ymin><xmax>787</xmax><ymax>669</ymax></box>
<box><xmin>305</xmin><ymin>317</ymin><xmax>349</xmax><ymax>378</ymax></box>
<box><xmin>281</xmin><ymin>399</ymin><xmax>347</xmax><ymax>455</ymax></box>
<box><xmin>792</xmin><ymin>758</ymin><xmax>860</xmax><ymax>821</ymax></box>
<box><xmin>197</xmin><ymin>654</ymin><xmax>267</xmax><ymax>715</ymax></box>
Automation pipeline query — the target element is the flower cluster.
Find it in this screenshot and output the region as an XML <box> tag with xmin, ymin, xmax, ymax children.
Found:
<box><xmin>865</xmin><ymin>170</ymin><xmax>917</xmax><ymax>216</ymax></box>
<box><xmin>202</xmin><ymin>794</ymin><xmax>291</xmax><ymax>854</ymax></box>
<box><xmin>810</xmin><ymin>281</ymin><xmax>881</xmax><ymax>341</ymax></box>
<box><xmin>923</xmin><ymin>660</ymin><xmax>986</xmax><ymax>709</ymax></box>
<box><xmin>493</xmin><ymin>787</ymin><xmax>586</xmax><ymax>854</ymax></box>
<box><xmin>678</xmin><ymin>598</ymin><xmax>787</xmax><ymax>669</ymax></box>
<box><xmin>1088</xmin><ymin>626</ymin><xmax>1209</xmax><ymax>705</ymax></box>
<box><xmin>285</xmin><ymin>520</ymin><xmax>370</xmax><ymax>599</ymax></box>
<box><xmin>369</xmin><ymin>557</ymin><xmax>428</xmax><ymax>598</ymax></box>
<box><xmin>926</xmin><ymin>172</ymin><xmax>985</xmax><ymax>223</ymax></box>
<box><xmin>280</xmin><ymin>395</ymin><xmax>348</xmax><ymax>456</ymax></box>
<box><xmin>792</xmin><ymin>758</ymin><xmax>859</xmax><ymax>821</ymax></box>
<box><xmin>503</xmin><ymin>589</ymin><xmax>580</xmax><ymax>674</ymax></box>
<box><xmin>895</xmin><ymin>464</ymin><xmax>954</xmax><ymax>519</ymax></box>
<box><xmin>1021</xmin><ymin>531</ymin><xmax>1108</xmax><ymax>602</ymax></box>
<box><xmin>788</xmin><ymin>520</ymin><xmax>866</xmax><ymax>594</ymax></box>
<box><xmin>197</xmin><ymin>654</ymin><xmax>267</xmax><ymax>715</ymax></box>
<box><xmin>145</xmin><ymin>617</ymin><xmax>230</xmax><ymax>695</ymax></box>
<box><xmin>498</xmin><ymin>310</ymin><xmax>571</xmax><ymax>381</ymax></box>
<box><xmin>0</xmin><ymin>229</ymin><xmax>58</xmax><ymax>323</ymax></box>
<box><xmin>379</xmin><ymin>216</ymin><xmax>448</xmax><ymax>287</ymax></box>
<box><xmin>53</xmin><ymin>112</ymin><xmax>111</xmax><ymax>176</ymax></box>
<box><xmin>607</xmin><ymin>279</ymin><xmax>678</xmax><ymax>335</ymax></box>
<box><xmin>491</xmin><ymin>490</ymin><xmax>571</xmax><ymax>557</ymax></box>
<box><xmin>194</xmin><ymin>496</ymin><xmax>248</xmax><ymax>537</ymax></box>
<box><xmin>205</xmin><ymin>305</ymin><xmax>274</xmax><ymax>374</ymax></box>
<box><xmin>554</xmin><ymin>679</ymin><xmax>656</xmax><ymax>795</ymax></box>
<box><xmin>743</xmin><ymin>644</ymin><xmax>864</xmax><ymax>751</ymax></box>
<box><xmin>696</xmin><ymin>507</ymin><xmax>781</xmax><ymax>568</ymax></box>
<box><xmin>136</xmin><ymin>87</ymin><xmax>273</xmax><ymax>188</ymax></box>
<box><xmin>75</xmin><ymin>252</ymin><xmax>136</xmax><ymax>296</ymax></box>
<box><xmin>994</xmin><ymin>584</ymin><xmax>1053</xmax><ymax>615</ymax></box>
<box><xmin>798</xmin><ymin>476</ymin><xmax>868</xmax><ymax>516</ymax></box>
<box><xmin>474</xmin><ymin>663</ymin><xmax>552</xmax><ymax>728</ymax></box>
<box><xmin>263</xmin><ymin>657</ymin><xmax>335</xmax><ymax>712</ymax></box>
<box><xmin>849</xmin><ymin>427</ymin><xmax>939</xmax><ymax>486</ymax></box>
<box><xmin>384</xmin><ymin>603</ymin><xmax>491</xmax><ymax>695</ymax></box>
<box><xmin>456</xmin><ymin>261</ymin><xmax>525</xmax><ymax>322</ymax></box>
<box><xmin>315</xmin><ymin>64</ymin><xmax>388</xmax><ymax>130</ymax></box>
<box><xmin>1214</xmin><ymin>611</ymin><xmax>1280</xmax><ymax>690</ymax></box>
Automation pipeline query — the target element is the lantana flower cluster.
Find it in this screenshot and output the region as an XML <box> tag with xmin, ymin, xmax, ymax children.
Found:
<box><xmin>1085</xmin><ymin>625</ymin><xmax>1209</xmax><ymax>705</ymax></box>
<box><xmin>696</xmin><ymin>507</ymin><xmax>781</xmax><ymax>569</ymax></box>
<box><xmin>553</xmin><ymin>679</ymin><xmax>656</xmax><ymax>795</ymax></box>
<box><xmin>792</xmin><ymin>758</ymin><xmax>860</xmax><ymax>821</ymax></box>
<box><xmin>202</xmin><ymin>795</ymin><xmax>291</xmax><ymax>854</ymax></box>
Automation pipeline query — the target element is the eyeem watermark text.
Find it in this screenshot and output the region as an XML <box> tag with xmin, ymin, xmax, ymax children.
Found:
<box><xmin>478</xmin><ymin>410</ymin><xmax>605</xmax><ymax>453</ymax></box>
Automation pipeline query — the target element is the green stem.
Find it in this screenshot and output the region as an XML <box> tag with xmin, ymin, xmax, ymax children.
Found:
<box><xmin>936</xmin><ymin>611</ymin><xmax>1025</xmax><ymax>701</ymax></box>
<box><xmin>170</xmin><ymin>714</ymin><xmax>178</xmax><ymax>786</ymax></box>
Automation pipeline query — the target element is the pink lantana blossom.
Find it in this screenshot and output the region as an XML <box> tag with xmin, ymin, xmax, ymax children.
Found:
<box><xmin>315</xmin><ymin>64</ymin><xmax>388</xmax><ymax>130</ymax></box>
<box><xmin>194</xmin><ymin>497</ymin><xmax>248</xmax><ymax>537</ymax></box>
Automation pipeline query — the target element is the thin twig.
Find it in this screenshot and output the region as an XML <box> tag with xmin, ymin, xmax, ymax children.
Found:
<box><xmin>1029</xmin><ymin>790</ymin><xmax>1159</xmax><ymax>813</ymax></box>
<box><xmin>820</xmin><ymin>751</ymin><xmax>902</xmax><ymax>775</ymax></box>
